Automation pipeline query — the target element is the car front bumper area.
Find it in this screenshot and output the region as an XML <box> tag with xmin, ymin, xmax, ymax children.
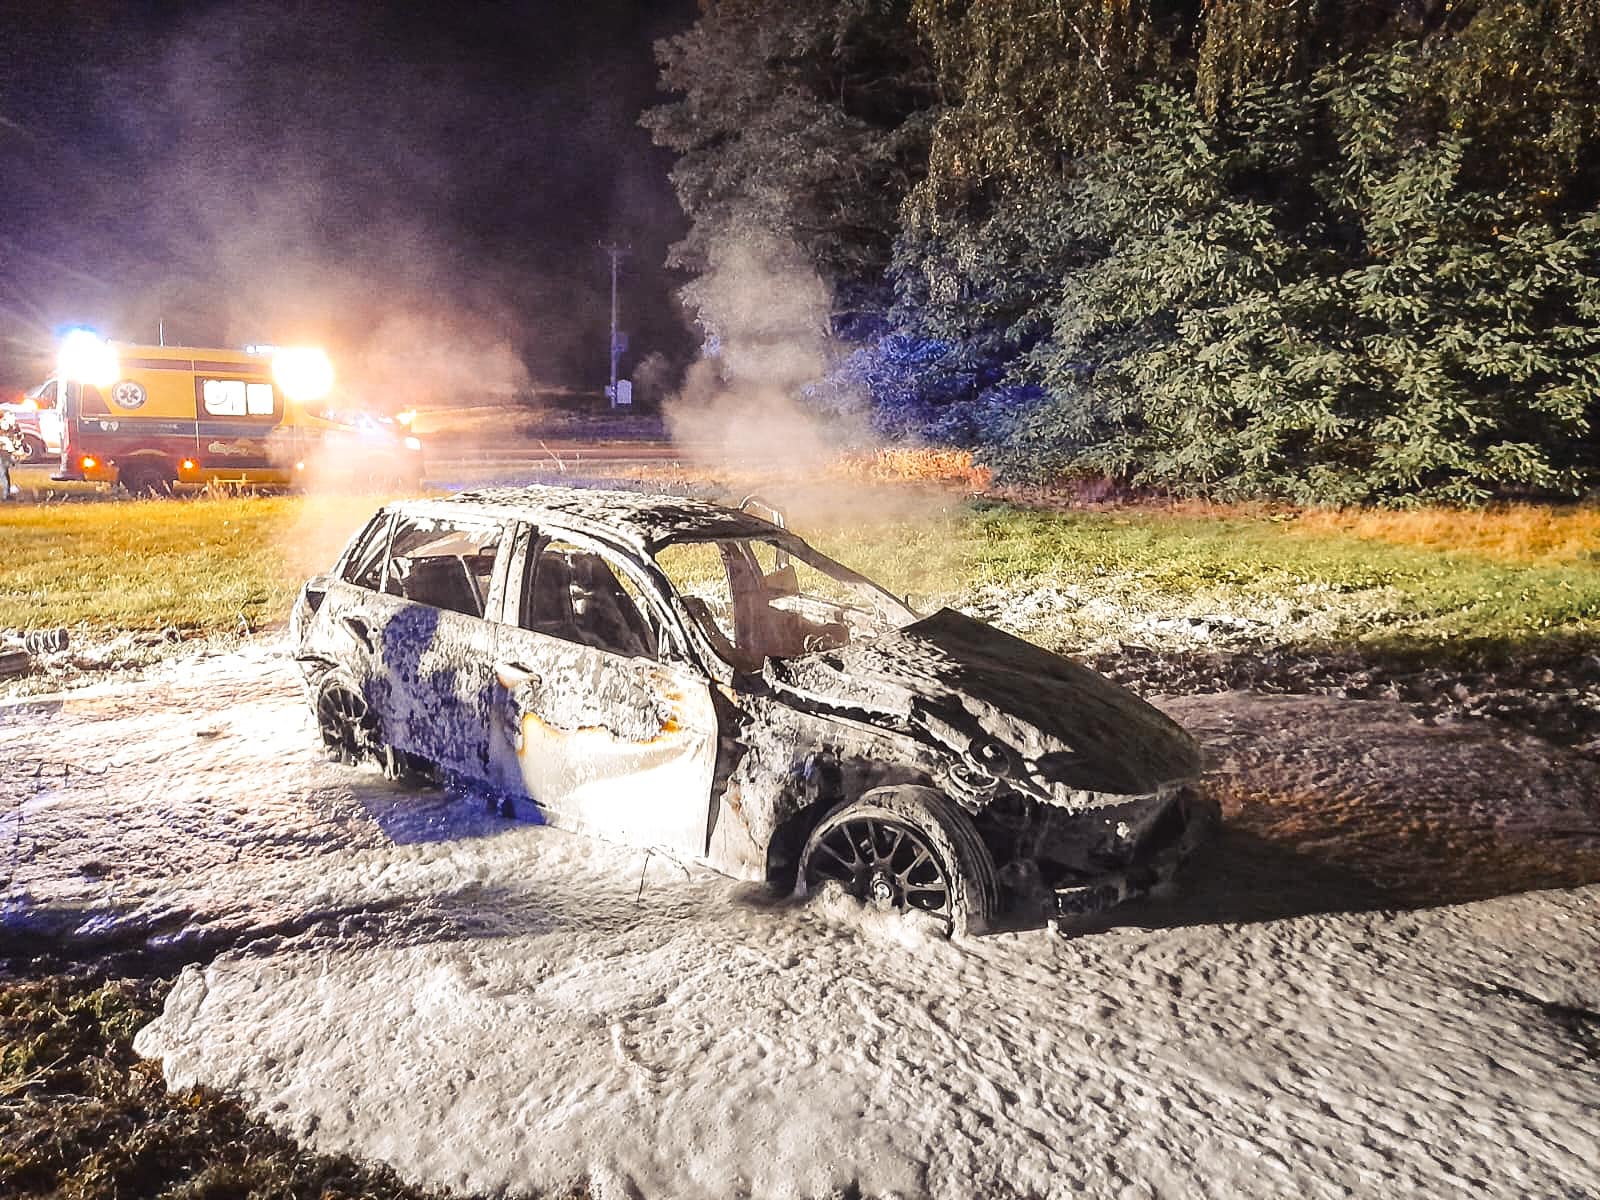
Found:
<box><xmin>1050</xmin><ymin>785</ymin><xmax>1219</xmax><ymax>921</ymax></box>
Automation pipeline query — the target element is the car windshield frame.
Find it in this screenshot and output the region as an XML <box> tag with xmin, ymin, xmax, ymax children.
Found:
<box><xmin>652</xmin><ymin>530</ymin><xmax>918</xmax><ymax>675</ymax></box>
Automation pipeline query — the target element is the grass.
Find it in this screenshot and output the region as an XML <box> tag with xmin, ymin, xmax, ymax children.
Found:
<box><xmin>0</xmin><ymin>491</ymin><xmax>1595</xmax><ymax>659</ymax></box>
<box><xmin>784</xmin><ymin>501</ymin><xmax>1600</xmax><ymax>659</ymax></box>
<box><xmin>0</xmin><ymin>493</ymin><xmax>387</xmax><ymax>634</ymax></box>
<box><xmin>1290</xmin><ymin>502</ymin><xmax>1600</xmax><ymax>566</ymax></box>
<box><xmin>0</xmin><ymin>974</ymin><xmax>461</xmax><ymax>1200</ymax></box>
<box><xmin>944</xmin><ymin>502</ymin><xmax>1600</xmax><ymax>653</ymax></box>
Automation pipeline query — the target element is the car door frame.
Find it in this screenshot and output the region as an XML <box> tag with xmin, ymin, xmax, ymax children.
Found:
<box><xmin>351</xmin><ymin>509</ymin><xmax>512</xmax><ymax>784</ymax></box>
<box><xmin>488</xmin><ymin>520</ymin><xmax>721</xmax><ymax>856</ymax></box>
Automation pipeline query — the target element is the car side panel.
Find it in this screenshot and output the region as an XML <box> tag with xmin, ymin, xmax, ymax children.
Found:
<box><xmin>369</xmin><ymin>592</ymin><xmax>500</xmax><ymax>781</ymax></box>
<box><xmin>307</xmin><ymin>580</ymin><xmax>499</xmax><ymax>781</ymax></box>
<box><xmin>492</xmin><ymin>626</ymin><xmax>718</xmax><ymax>857</ymax></box>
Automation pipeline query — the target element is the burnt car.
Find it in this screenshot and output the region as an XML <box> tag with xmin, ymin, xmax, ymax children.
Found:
<box><xmin>291</xmin><ymin>485</ymin><xmax>1214</xmax><ymax>932</ymax></box>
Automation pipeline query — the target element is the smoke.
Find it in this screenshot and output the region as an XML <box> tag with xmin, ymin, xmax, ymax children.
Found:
<box><xmin>0</xmin><ymin>0</ymin><xmax>694</xmax><ymax>394</ymax></box>
<box><xmin>665</xmin><ymin>231</ymin><xmax>867</xmax><ymax>478</ymax></box>
<box><xmin>661</xmin><ymin>230</ymin><xmax>963</xmax><ymax>531</ymax></box>
<box><xmin>343</xmin><ymin>313</ymin><xmax>529</xmax><ymax>416</ymax></box>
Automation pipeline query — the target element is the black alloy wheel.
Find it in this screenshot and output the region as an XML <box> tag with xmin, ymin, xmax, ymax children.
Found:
<box><xmin>798</xmin><ymin>788</ymin><xmax>998</xmax><ymax>935</ymax></box>
<box><xmin>316</xmin><ymin>681</ymin><xmax>375</xmax><ymax>765</ymax></box>
<box><xmin>315</xmin><ymin>679</ymin><xmax>430</xmax><ymax>782</ymax></box>
<box><xmin>805</xmin><ymin>816</ymin><xmax>954</xmax><ymax>921</ymax></box>
<box><xmin>121</xmin><ymin>463</ymin><xmax>176</xmax><ymax>497</ymax></box>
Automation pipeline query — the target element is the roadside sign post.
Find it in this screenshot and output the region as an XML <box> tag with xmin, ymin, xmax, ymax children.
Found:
<box><xmin>602</xmin><ymin>242</ymin><xmax>629</xmax><ymax>407</ymax></box>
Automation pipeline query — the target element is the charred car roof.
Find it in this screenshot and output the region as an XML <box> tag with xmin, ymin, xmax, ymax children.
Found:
<box><xmin>394</xmin><ymin>484</ymin><xmax>783</xmax><ymax>551</ymax></box>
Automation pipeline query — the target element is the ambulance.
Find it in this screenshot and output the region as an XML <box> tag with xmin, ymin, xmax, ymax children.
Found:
<box><xmin>46</xmin><ymin>331</ymin><xmax>424</xmax><ymax>494</ymax></box>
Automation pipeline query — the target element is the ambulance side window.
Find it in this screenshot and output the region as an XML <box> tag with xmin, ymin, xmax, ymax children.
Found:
<box><xmin>199</xmin><ymin>378</ymin><xmax>278</xmax><ymax>417</ymax></box>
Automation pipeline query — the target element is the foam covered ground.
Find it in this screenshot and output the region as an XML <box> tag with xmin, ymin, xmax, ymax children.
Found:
<box><xmin>3</xmin><ymin>641</ymin><xmax>1597</xmax><ymax>1199</ymax></box>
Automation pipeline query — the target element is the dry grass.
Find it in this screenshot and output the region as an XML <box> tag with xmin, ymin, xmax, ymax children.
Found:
<box><xmin>0</xmin><ymin>493</ymin><xmax>390</xmax><ymax>633</ymax></box>
<box><xmin>1</xmin><ymin>488</ymin><xmax>1595</xmax><ymax>656</ymax></box>
<box><xmin>829</xmin><ymin>447</ymin><xmax>993</xmax><ymax>491</ymax></box>
<box><xmin>1291</xmin><ymin>503</ymin><xmax>1600</xmax><ymax>565</ymax></box>
<box><xmin>996</xmin><ymin>492</ymin><xmax>1600</xmax><ymax>567</ymax></box>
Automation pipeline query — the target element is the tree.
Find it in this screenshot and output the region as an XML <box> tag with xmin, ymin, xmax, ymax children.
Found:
<box><xmin>1023</xmin><ymin>56</ymin><xmax>1600</xmax><ymax>503</ymax></box>
<box><xmin>643</xmin><ymin>0</ymin><xmax>937</xmax><ymax>331</ymax></box>
<box><xmin>649</xmin><ymin>0</ymin><xmax>1600</xmax><ymax>502</ymax></box>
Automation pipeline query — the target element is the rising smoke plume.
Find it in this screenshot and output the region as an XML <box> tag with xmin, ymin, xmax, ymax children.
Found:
<box><xmin>667</xmin><ymin>231</ymin><xmax>868</xmax><ymax>478</ymax></box>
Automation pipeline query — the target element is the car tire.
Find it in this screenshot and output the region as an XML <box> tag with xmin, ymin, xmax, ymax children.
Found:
<box><xmin>18</xmin><ymin>434</ymin><xmax>46</xmax><ymax>464</ymax></box>
<box><xmin>314</xmin><ymin>678</ymin><xmax>431</xmax><ymax>783</ymax></box>
<box><xmin>316</xmin><ymin>679</ymin><xmax>376</xmax><ymax>765</ymax></box>
<box><xmin>797</xmin><ymin>786</ymin><xmax>999</xmax><ymax>935</ymax></box>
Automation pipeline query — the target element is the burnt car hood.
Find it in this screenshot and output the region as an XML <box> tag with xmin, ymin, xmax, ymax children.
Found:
<box><xmin>762</xmin><ymin>607</ymin><xmax>1200</xmax><ymax>798</ymax></box>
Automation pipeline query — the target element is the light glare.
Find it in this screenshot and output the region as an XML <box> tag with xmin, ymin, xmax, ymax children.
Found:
<box><xmin>58</xmin><ymin>330</ymin><xmax>119</xmax><ymax>388</ymax></box>
<box><xmin>271</xmin><ymin>347</ymin><xmax>335</xmax><ymax>402</ymax></box>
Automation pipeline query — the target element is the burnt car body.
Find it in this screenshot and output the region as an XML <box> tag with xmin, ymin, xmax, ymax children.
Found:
<box><xmin>291</xmin><ymin>485</ymin><xmax>1214</xmax><ymax>931</ymax></box>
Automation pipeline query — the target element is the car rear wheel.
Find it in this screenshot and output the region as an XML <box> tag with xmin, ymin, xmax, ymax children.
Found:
<box><xmin>798</xmin><ymin>786</ymin><xmax>998</xmax><ymax>935</ymax></box>
<box><xmin>316</xmin><ymin>680</ymin><xmax>375</xmax><ymax>765</ymax></box>
<box><xmin>121</xmin><ymin>462</ymin><xmax>176</xmax><ymax>497</ymax></box>
<box><xmin>315</xmin><ymin>679</ymin><xmax>431</xmax><ymax>782</ymax></box>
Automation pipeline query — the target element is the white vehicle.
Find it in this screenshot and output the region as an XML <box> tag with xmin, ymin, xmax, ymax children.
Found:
<box><xmin>293</xmin><ymin>485</ymin><xmax>1217</xmax><ymax>933</ymax></box>
<box><xmin>0</xmin><ymin>379</ymin><xmax>63</xmax><ymax>463</ymax></box>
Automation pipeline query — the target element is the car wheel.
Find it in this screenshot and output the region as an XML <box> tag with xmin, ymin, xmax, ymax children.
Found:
<box><xmin>18</xmin><ymin>434</ymin><xmax>46</xmax><ymax>464</ymax></box>
<box><xmin>798</xmin><ymin>786</ymin><xmax>999</xmax><ymax>935</ymax></box>
<box><xmin>121</xmin><ymin>463</ymin><xmax>176</xmax><ymax>497</ymax></box>
<box><xmin>315</xmin><ymin>679</ymin><xmax>431</xmax><ymax>782</ymax></box>
<box><xmin>316</xmin><ymin>680</ymin><xmax>375</xmax><ymax>765</ymax></box>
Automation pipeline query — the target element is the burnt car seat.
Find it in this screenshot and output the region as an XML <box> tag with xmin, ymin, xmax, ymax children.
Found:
<box><xmin>567</xmin><ymin>552</ymin><xmax>656</xmax><ymax>659</ymax></box>
<box><xmin>397</xmin><ymin>555</ymin><xmax>482</xmax><ymax>619</ymax></box>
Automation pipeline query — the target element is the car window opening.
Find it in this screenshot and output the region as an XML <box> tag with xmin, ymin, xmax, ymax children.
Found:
<box><xmin>341</xmin><ymin>514</ymin><xmax>392</xmax><ymax>591</ymax></box>
<box><xmin>522</xmin><ymin>539</ymin><xmax>660</xmax><ymax>660</ymax></box>
<box><xmin>656</xmin><ymin>536</ymin><xmax>914</xmax><ymax>672</ymax></box>
<box><xmin>382</xmin><ymin>521</ymin><xmax>502</xmax><ymax>619</ymax></box>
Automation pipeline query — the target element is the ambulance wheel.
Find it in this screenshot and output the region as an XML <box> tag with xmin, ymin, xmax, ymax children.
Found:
<box><xmin>122</xmin><ymin>463</ymin><xmax>176</xmax><ymax>497</ymax></box>
<box><xmin>17</xmin><ymin>434</ymin><xmax>46</xmax><ymax>464</ymax></box>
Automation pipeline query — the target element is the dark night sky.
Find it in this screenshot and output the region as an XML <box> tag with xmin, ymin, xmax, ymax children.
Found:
<box><xmin>0</xmin><ymin>0</ymin><xmax>699</xmax><ymax>395</ymax></box>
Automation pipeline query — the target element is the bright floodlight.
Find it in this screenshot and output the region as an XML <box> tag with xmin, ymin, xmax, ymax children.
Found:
<box><xmin>58</xmin><ymin>330</ymin><xmax>119</xmax><ymax>388</ymax></box>
<box><xmin>272</xmin><ymin>347</ymin><xmax>335</xmax><ymax>402</ymax></box>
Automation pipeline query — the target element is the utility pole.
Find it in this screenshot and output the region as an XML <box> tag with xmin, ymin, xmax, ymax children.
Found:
<box><xmin>601</xmin><ymin>242</ymin><xmax>629</xmax><ymax>407</ymax></box>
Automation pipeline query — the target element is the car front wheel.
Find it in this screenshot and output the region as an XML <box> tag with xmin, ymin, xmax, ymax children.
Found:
<box><xmin>798</xmin><ymin>786</ymin><xmax>998</xmax><ymax>936</ymax></box>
